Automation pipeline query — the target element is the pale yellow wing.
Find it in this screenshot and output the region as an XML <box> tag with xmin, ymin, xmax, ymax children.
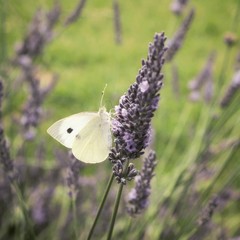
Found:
<box><xmin>72</xmin><ymin>114</ymin><xmax>111</xmax><ymax>163</ymax></box>
<box><xmin>47</xmin><ymin>112</ymin><xmax>97</xmax><ymax>148</ymax></box>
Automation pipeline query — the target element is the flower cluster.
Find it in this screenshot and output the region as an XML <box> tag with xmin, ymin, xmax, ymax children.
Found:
<box><xmin>220</xmin><ymin>69</ymin><xmax>240</xmax><ymax>108</ymax></box>
<box><xmin>198</xmin><ymin>195</ymin><xmax>219</xmax><ymax>226</ymax></box>
<box><xmin>165</xmin><ymin>8</ymin><xmax>195</xmax><ymax>62</ymax></box>
<box><xmin>15</xmin><ymin>4</ymin><xmax>61</xmax><ymax>61</ymax></box>
<box><xmin>66</xmin><ymin>152</ymin><xmax>84</xmax><ymax>199</ymax></box>
<box><xmin>64</xmin><ymin>0</ymin><xmax>87</xmax><ymax>26</ymax></box>
<box><xmin>188</xmin><ymin>52</ymin><xmax>216</xmax><ymax>102</ymax></box>
<box><xmin>113</xmin><ymin>0</ymin><xmax>122</xmax><ymax>45</ymax></box>
<box><xmin>0</xmin><ymin>80</ymin><xmax>17</xmax><ymax>182</ymax></box>
<box><xmin>20</xmin><ymin>66</ymin><xmax>58</xmax><ymax>140</ymax></box>
<box><xmin>170</xmin><ymin>0</ymin><xmax>189</xmax><ymax>16</ymax></box>
<box><xmin>109</xmin><ymin>32</ymin><xmax>167</xmax><ymax>183</ymax></box>
<box><xmin>13</xmin><ymin>5</ymin><xmax>59</xmax><ymax>140</ymax></box>
<box><xmin>127</xmin><ymin>150</ymin><xmax>157</xmax><ymax>216</ymax></box>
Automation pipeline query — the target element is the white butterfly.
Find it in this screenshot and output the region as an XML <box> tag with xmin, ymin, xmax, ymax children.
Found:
<box><xmin>47</xmin><ymin>107</ymin><xmax>112</xmax><ymax>164</ymax></box>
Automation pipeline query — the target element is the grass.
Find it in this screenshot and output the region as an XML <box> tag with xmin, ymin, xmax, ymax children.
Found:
<box><xmin>1</xmin><ymin>0</ymin><xmax>240</xmax><ymax>239</ymax></box>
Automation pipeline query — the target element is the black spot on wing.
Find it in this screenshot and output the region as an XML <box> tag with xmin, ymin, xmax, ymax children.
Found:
<box><xmin>67</xmin><ymin>128</ymin><xmax>73</xmax><ymax>134</ymax></box>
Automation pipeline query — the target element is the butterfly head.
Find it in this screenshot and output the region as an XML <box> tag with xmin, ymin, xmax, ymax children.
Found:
<box><xmin>98</xmin><ymin>106</ymin><xmax>107</xmax><ymax>115</ymax></box>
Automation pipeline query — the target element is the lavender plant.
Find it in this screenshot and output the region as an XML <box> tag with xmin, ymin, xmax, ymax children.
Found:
<box><xmin>109</xmin><ymin>32</ymin><xmax>167</xmax><ymax>183</ymax></box>
<box><xmin>127</xmin><ymin>150</ymin><xmax>157</xmax><ymax>217</ymax></box>
<box><xmin>171</xmin><ymin>63</ymin><xmax>180</xmax><ymax>98</ymax></box>
<box><xmin>88</xmin><ymin>32</ymin><xmax>167</xmax><ymax>240</ymax></box>
<box><xmin>12</xmin><ymin>4</ymin><xmax>61</xmax><ymax>141</ymax></box>
<box><xmin>20</xmin><ymin>65</ymin><xmax>48</xmax><ymax>140</ymax></box>
<box><xmin>0</xmin><ymin>80</ymin><xmax>17</xmax><ymax>182</ymax></box>
<box><xmin>64</xmin><ymin>0</ymin><xmax>87</xmax><ymax>26</ymax></box>
<box><xmin>170</xmin><ymin>0</ymin><xmax>189</xmax><ymax>16</ymax></box>
<box><xmin>14</xmin><ymin>4</ymin><xmax>61</xmax><ymax>60</ymax></box>
<box><xmin>165</xmin><ymin>8</ymin><xmax>194</xmax><ymax>62</ymax></box>
<box><xmin>188</xmin><ymin>52</ymin><xmax>216</xmax><ymax>102</ymax></box>
<box><xmin>0</xmin><ymin>80</ymin><xmax>36</xmax><ymax>239</ymax></box>
<box><xmin>113</xmin><ymin>0</ymin><xmax>122</xmax><ymax>44</ymax></box>
<box><xmin>220</xmin><ymin>69</ymin><xmax>240</xmax><ymax>107</ymax></box>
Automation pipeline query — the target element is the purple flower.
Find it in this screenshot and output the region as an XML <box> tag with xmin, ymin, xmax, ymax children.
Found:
<box><xmin>165</xmin><ymin>8</ymin><xmax>194</xmax><ymax>62</ymax></box>
<box><xmin>109</xmin><ymin>32</ymin><xmax>167</xmax><ymax>183</ymax></box>
<box><xmin>64</xmin><ymin>0</ymin><xmax>86</xmax><ymax>26</ymax></box>
<box><xmin>188</xmin><ymin>52</ymin><xmax>216</xmax><ymax>103</ymax></box>
<box><xmin>220</xmin><ymin>69</ymin><xmax>240</xmax><ymax>108</ymax></box>
<box><xmin>15</xmin><ymin>4</ymin><xmax>61</xmax><ymax>60</ymax></box>
<box><xmin>66</xmin><ymin>152</ymin><xmax>84</xmax><ymax>199</ymax></box>
<box><xmin>188</xmin><ymin>52</ymin><xmax>216</xmax><ymax>91</ymax></box>
<box><xmin>170</xmin><ymin>0</ymin><xmax>189</xmax><ymax>16</ymax></box>
<box><xmin>127</xmin><ymin>150</ymin><xmax>157</xmax><ymax>216</ymax></box>
<box><xmin>0</xmin><ymin>80</ymin><xmax>17</xmax><ymax>182</ymax></box>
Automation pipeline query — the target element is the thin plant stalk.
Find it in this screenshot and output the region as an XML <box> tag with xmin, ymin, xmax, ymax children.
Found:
<box><xmin>216</xmin><ymin>45</ymin><xmax>231</xmax><ymax>94</ymax></box>
<box><xmin>122</xmin><ymin>217</ymin><xmax>133</xmax><ymax>240</ymax></box>
<box><xmin>87</xmin><ymin>172</ymin><xmax>114</xmax><ymax>240</ymax></box>
<box><xmin>0</xmin><ymin>0</ymin><xmax>7</xmax><ymax>65</ymax></box>
<box><xmin>230</xmin><ymin>0</ymin><xmax>240</xmax><ymax>34</ymax></box>
<box><xmin>106</xmin><ymin>182</ymin><xmax>124</xmax><ymax>240</ymax></box>
<box><xmin>106</xmin><ymin>159</ymin><xmax>129</xmax><ymax>240</ymax></box>
<box><xmin>12</xmin><ymin>181</ymin><xmax>35</xmax><ymax>239</ymax></box>
<box><xmin>71</xmin><ymin>197</ymin><xmax>78</xmax><ymax>240</ymax></box>
<box><xmin>216</xmin><ymin>0</ymin><xmax>240</xmax><ymax>96</ymax></box>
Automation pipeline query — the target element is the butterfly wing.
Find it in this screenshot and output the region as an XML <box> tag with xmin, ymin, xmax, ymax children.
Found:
<box><xmin>72</xmin><ymin>113</ymin><xmax>111</xmax><ymax>163</ymax></box>
<box><xmin>47</xmin><ymin>112</ymin><xmax>97</xmax><ymax>148</ymax></box>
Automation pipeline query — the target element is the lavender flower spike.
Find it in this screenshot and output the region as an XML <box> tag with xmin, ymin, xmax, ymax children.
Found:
<box><xmin>170</xmin><ymin>0</ymin><xmax>189</xmax><ymax>16</ymax></box>
<box><xmin>188</xmin><ymin>52</ymin><xmax>216</xmax><ymax>91</ymax></box>
<box><xmin>220</xmin><ymin>69</ymin><xmax>240</xmax><ymax>108</ymax></box>
<box><xmin>165</xmin><ymin>8</ymin><xmax>195</xmax><ymax>62</ymax></box>
<box><xmin>127</xmin><ymin>150</ymin><xmax>157</xmax><ymax>217</ymax></box>
<box><xmin>0</xmin><ymin>80</ymin><xmax>17</xmax><ymax>182</ymax></box>
<box><xmin>109</xmin><ymin>32</ymin><xmax>167</xmax><ymax>183</ymax></box>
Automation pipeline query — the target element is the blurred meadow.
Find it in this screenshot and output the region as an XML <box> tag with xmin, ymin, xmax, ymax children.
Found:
<box><xmin>1</xmin><ymin>0</ymin><xmax>240</xmax><ymax>239</ymax></box>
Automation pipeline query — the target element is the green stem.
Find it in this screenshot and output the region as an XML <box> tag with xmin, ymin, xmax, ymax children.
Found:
<box><xmin>0</xmin><ymin>0</ymin><xmax>7</xmax><ymax>65</ymax></box>
<box><xmin>12</xmin><ymin>181</ymin><xmax>35</xmax><ymax>240</ymax></box>
<box><xmin>122</xmin><ymin>217</ymin><xmax>132</xmax><ymax>239</ymax></box>
<box><xmin>87</xmin><ymin>173</ymin><xmax>114</xmax><ymax>240</ymax></box>
<box><xmin>71</xmin><ymin>196</ymin><xmax>78</xmax><ymax>240</ymax></box>
<box><xmin>106</xmin><ymin>182</ymin><xmax>124</xmax><ymax>240</ymax></box>
<box><xmin>106</xmin><ymin>159</ymin><xmax>129</xmax><ymax>240</ymax></box>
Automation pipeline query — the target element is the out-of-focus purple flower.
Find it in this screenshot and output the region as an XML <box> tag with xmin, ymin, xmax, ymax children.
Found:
<box><xmin>30</xmin><ymin>186</ymin><xmax>55</xmax><ymax>227</ymax></box>
<box><xmin>66</xmin><ymin>152</ymin><xmax>84</xmax><ymax>199</ymax></box>
<box><xmin>109</xmin><ymin>32</ymin><xmax>167</xmax><ymax>183</ymax></box>
<box><xmin>223</xmin><ymin>32</ymin><xmax>238</xmax><ymax>47</ymax></box>
<box><xmin>188</xmin><ymin>52</ymin><xmax>216</xmax><ymax>102</ymax></box>
<box><xmin>171</xmin><ymin>63</ymin><xmax>180</xmax><ymax>98</ymax></box>
<box><xmin>220</xmin><ymin>69</ymin><xmax>240</xmax><ymax>108</ymax></box>
<box><xmin>64</xmin><ymin>0</ymin><xmax>87</xmax><ymax>26</ymax></box>
<box><xmin>198</xmin><ymin>195</ymin><xmax>219</xmax><ymax>226</ymax></box>
<box><xmin>0</xmin><ymin>80</ymin><xmax>17</xmax><ymax>182</ymax></box>
<box><xmin>13</xmin><ymin>4</ymin><xmax>59</xmax><ymax>141</ymax></box>
<box><xmin>113</xmin><ymin>0</ymin><xmax>122</xmax><ymax>45</ymax></box>
<box><xmin>204</xmin><ymin>76</ymin><xmax>214</xmax><ymax>103</ymax></box>
<box><xmin>170</xmin><ymin>0</ymin><xmax>189</xmax><ymax>16</ymax></box>
<box><xmin>188</xmin><ymin>52</ymin><xmax>216</xmax><ymax>91</ymax></box>
<box><xmin>127</xmin><ymin>150</ymin><xmax>157</xmax><ymax>216</ymax></box>
<box><xmin>165</xmin><ymin>8</ymin><xmax>194</xmax><ymax>62</ymax></box>
<box><xmin>15</xmin><ymin>4</ymin><xmax>61</xmax><ymax>61</ymax></box>
<box><xmin>20</xmin><ymin>67</ymin><xmax>43</xmax><ymax>140</ymax></box>
<box><xmin>19</xmin><ymin>65</ymin><xmax>56</xmax><ymax>140</ymax></box>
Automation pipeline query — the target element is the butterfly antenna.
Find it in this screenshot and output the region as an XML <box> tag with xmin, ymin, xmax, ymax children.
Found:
<box><xmin>100</xmin><ymin>84</ymin><xmax>107</xmax><ymax>108</ymax></box>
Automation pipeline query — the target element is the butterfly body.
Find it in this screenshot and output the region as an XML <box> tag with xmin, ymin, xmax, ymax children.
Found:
<box><xmin>47</xmin><ymin>107</ymin><xmax>112</xmax><ymax>163</ymax></box>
